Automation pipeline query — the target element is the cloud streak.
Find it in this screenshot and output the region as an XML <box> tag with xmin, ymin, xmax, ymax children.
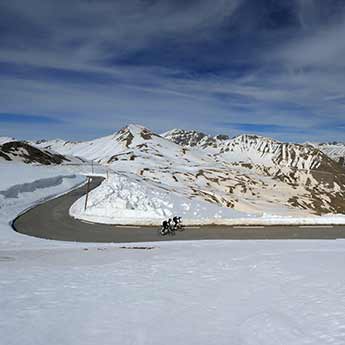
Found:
<box><xmin>1</xmin><ymin>0</ymin><xmax>345</xmax><ymax>142</ymax></box>
<box><xmin>0</xmin><ymin>113</ymin><xmax>63</xmax><ymax>124</ymax></box>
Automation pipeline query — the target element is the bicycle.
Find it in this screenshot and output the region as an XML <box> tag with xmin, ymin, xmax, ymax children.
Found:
<box><xmin>159</xmin><ymin>217</ymin><xmax>183</xmax><ymax>236</ymax></box>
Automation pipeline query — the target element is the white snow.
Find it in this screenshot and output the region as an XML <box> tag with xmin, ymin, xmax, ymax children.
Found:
<box><xmin>70</xmin><ymin>169</ymin><xmax>345</xmax><ymax>226</ymax></box>
<box><xmin>315</xmin><ymin>143</ymin><xmax>345</xmax><ymax>163</ymax></box>
<box><xmin>1</xmin><ymin>160</ymin><xmax>345</xmax><ymax>345</ymax></box>
<box><xmin>0</xmin><ymin>136</ymin><xmax>16</xmax><ymax>145</ymax></box>
<box><xmin>1</xmin><ymin>240</ymin><xmax>345</xmax><ymax>345</ymax></box>
<box><xmin>0</xmin><ymin>162</ymin><xmax>85</xmax><ymax>248</ymax></box>
<box><xmin>0</xmin><ymin>162</ymin><xmax>80</xmax><ymax>190</ymax></box>
<box><xmin>70</xmin><ymin>172</ymin><xmax>345</xmax><ymax>225</ymax></box>
<box><xmin>70</xmin><ymin>172</ymin><xmax>250</xmax><ymax>224</ymax></box>
<box><xmin>32</xmin><ymin>124</ymin><xmax>345</xmax><ymax>220</ymax></box>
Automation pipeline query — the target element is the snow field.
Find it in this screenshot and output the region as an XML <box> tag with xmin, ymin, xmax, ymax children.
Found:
<box><xmin>0</xmin><ymin>162</ymin><xmax>80</xmax><ymax>190</ymax></box>
<box><xmin>1</xmin><ymin>240</ymin><xmax>345</xmax><ymax>345</ymax></box>
<box><xmin>0</xmin><ymin>136</ymin><xmax>16</xmax><ymax>145</ymax></box>
<box><xmin>1</xmin><ymin>156</ymin><xmax>345</xmax><ymax>345</ymax></box>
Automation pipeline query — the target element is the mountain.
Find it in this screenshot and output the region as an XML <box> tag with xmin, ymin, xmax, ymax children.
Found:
<box><xmin>0</xmin><ymin>137</ymin><xmax>16</xmax><ymax>145</ymax></box>
<box><xmin>163</xmin><ymin>129</ymin><xmax>331</xmax><ymax>170</ymax></box>
<box><xmin>311</xmin><ymin>142</ymin><xmax>345</xmax><ymax>166</ymax></box>
<box><xmin>161</xmin><ymin>129</ymin><xmax>228</xmax><ymax>150</ymax></box>
<box><xmin>0</xmin><ymin>141</ymin><xmax>82</xmax><ymax>165</ymax></box>
<box><xmin>30</xmin><ymin>124</ymin><xmax>345</xmax><ymax>216</ymax></box>
<box><xmin>32</xmin><ymin>124</ymin><xmax>214</xmax><ymax>166</ymax></box>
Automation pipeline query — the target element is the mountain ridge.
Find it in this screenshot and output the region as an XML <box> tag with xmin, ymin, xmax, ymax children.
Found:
<box><xmin>25</xmin><ymin>124</ymin><xmax>345</xmax><ymax>215</ymax></box>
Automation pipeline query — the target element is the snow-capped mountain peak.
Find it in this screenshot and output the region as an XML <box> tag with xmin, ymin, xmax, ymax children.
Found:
<box><xmin>163</xmin><ymin>129</ymin><xmax>331</xmax><ymax>170</ymax></box>
<box><xmin>10</xmin><ymin>124</ymin><xmax>345</xmax><ymax>215</ymax></box>
<box><xmin>115</xmin><ymin>124</ymin><xmax>159</xmax><ymax>146</ymax></box>
<box><xmin>0</xmin><ymin>136</ymin><xmax>16</xmax><ymax>145</ymax></box>
<box><xmin>310</xmin><ymin>142</ymin><xmax>345</xmax><ymax>166</ymax></box>
<box><xmin>162</xmin><ymin>128</ymin><xmax>229</xmax><ymax>149</ymax></box>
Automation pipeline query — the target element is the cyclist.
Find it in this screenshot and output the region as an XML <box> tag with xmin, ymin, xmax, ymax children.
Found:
<box><xmin>173</xmin><ymin>216</ymin><xmax>183</xmax><ymax>230</ymax></box>
<box><xmin>173</xmin><ymin>216</ymin><xmax>179</xmax><ymax>228</ymax></box>
<box><xmin>161</xmin><ymin>220</ymin><xmax>169</xmax><ymax>232</ymax></box>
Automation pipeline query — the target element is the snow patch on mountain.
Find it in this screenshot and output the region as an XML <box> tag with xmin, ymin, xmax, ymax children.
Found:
<box><xmin>0</xmin><ymin>136</ymin><xmax>16</xmax><ymax>145</ymax></box>
<box><xmin>312</xmin><ymin>142</ymin><xmax>345</xmax><ymax>165</ymax></box>
<box><xmin>162</xmin><ymin>128</ymin><xmax>229</xmax><ymax>150</ymax></box>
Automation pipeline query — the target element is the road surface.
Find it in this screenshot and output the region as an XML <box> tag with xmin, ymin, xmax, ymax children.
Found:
<box><xmin>13</xmin><ymin>177</ymin><xmax>345</xmax><ymax>243</ymax></box>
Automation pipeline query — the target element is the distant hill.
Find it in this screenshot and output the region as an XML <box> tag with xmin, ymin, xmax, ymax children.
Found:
<box><xmin>0</xmin><ymin>141</ymin><xmax>83</xmax><ymax>165</ymax></box>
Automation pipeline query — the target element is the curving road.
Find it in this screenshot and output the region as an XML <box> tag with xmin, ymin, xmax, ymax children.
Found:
<box><xmin>13</xmin><ymin>176</ymin><xmax>345</xmax><ymax>243</ymax></box>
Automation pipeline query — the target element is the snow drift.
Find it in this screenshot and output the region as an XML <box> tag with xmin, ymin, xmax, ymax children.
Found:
<box><xmin>70</xmin><ymin>172</ymin><xmax>250</xmax><ymax>225</ymax></box>
<box><xmin>0</xmin><ymin>174</ymin><xmax>77</xmax><ymax>198</ymax></box>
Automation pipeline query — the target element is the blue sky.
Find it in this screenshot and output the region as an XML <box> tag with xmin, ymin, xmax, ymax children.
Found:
<box><xmin>1</xmin><ymin>0</ymin><xmax>345</xmax><ymax>142</ymax></box>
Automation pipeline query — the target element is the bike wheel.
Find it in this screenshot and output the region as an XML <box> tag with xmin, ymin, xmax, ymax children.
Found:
<box><xmin>177</xmin><ymin>225</ymin><xmax>184</xmax><ymax>231</ymax></box>
<box><xmin>160</xmin><ymin>228</ymin><xmax>167</xmax><ymax>236</ymax></box>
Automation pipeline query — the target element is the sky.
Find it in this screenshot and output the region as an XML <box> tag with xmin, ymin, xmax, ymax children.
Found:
<box><xmin>1</xmin><ymin>0</ymin><xmax>345</xmax><ymax>142</ymax></box>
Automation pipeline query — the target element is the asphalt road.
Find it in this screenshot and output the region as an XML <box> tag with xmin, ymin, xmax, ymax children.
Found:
<box><xmin>12</xmin><ymin>176</ymin><xmax>345</xmax><ymax>243</ymax></box>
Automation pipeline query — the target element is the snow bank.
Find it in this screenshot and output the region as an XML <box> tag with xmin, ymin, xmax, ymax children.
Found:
<box><xmin>0</xmin><ymin>174</ymin><xmax>77</xmax><ymax>198</ymax></box>
<box><xmin>193</xmin><ymin>213</ymin><xmax>345</xmax><ymax>226</ymax></box>
<box><xmin>0</xmin><ymin>162</ymin><xmax>85</xmax><ymax>248</ymax></box>
<box><xmin>70</xmin><ymin>172</ymin><xmax>250</xmax><ymax>225</ymax></box>
<box><xmin>0</xmin><ymin>162</ymin><xmax>78</xmax><ymax>189</ymax></box>
<box><xmin>70</xmin><ymin>172</ymin><xmax>345</xmax><ymax>226</ymax></box>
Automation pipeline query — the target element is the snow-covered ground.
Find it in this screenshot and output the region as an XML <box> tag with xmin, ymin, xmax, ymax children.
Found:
<box><xmin>0</xmin><ymin>162</ymin><xmax>80</xmax><ymax>190</ymax></box>
<box><xmin>2</xmin><ymin>240</ymin><xmax>345</xmax><ymax>345</ymax></box>
<box><xmin>1</xmin><ymin>161</ymin><xmax>345</xmax><ymax>344</ymax></box>
<box><xmin>0</xmin><ymin>162</ymin><xmax>85</xmax><ymax>249</ymax></box>
<box><xmin>70</xmin><ymin>170</ymin><xmax>345</xmax><ymax>225</ymax></box>
<box><xmin>70</xmin><ymin>172</ymin><xmax>252</xmax><ymax>225</ymax></box>
<box><xmin>1</xmin><ymin>126</ymin><xmax>345</xmax><ymax>345</ymax></box>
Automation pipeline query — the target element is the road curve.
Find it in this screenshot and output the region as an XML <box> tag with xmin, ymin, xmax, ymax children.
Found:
<box><xmin>13</xmin><ymin>176</ymin><xmax>345</xmax><ymax>243</ymax></box>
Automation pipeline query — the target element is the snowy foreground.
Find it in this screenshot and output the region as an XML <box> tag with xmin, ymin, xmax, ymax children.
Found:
<box><xmin>1</xmin><ymin>162</ymin><xmax>345</xmax><ymax>345</ymax></box>
<box><xmin>2</xmin><ymin>241</ymin><xmax>345</xmax><ymax>345</ymax></box>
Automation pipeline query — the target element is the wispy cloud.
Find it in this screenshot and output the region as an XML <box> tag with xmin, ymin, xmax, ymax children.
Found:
<box><xmin>218</xmin><ymin>122</ymin><xmax>306</xmax><ymax>135</ymax></box>
<box><xmin>1</xmin><ymin>0</ymin><xmax>345</xmax><ymax>142</ymax></box>
<box><xmin>0</xmin><ymin>113</ymin><xmax>63</xmax><ymax>124</ymax></box>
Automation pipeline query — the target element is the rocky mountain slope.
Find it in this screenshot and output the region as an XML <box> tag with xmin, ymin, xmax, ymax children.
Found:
<box><xmin>311</xmin><ymin>142</ymin><xmax>345</xmax><ymax>166</ymax></box>
<box><xmin>0</xmin><ymin>141</ymin><xmax>83</xmax><ymax>165</ymax></box>
<box><xmin>161</xmin><ymin>129</ymin><xmax>228</xmax><ymax>150</ymax></box>
<box><xmin>163</xmin><ymin>129</ymin><xmax>335</xmax><ymax>170</ymax></box>
<box><xmin>31</xmin><ymin>124</ymin><xmax>345</xmax><ymax>216</ymax></box>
